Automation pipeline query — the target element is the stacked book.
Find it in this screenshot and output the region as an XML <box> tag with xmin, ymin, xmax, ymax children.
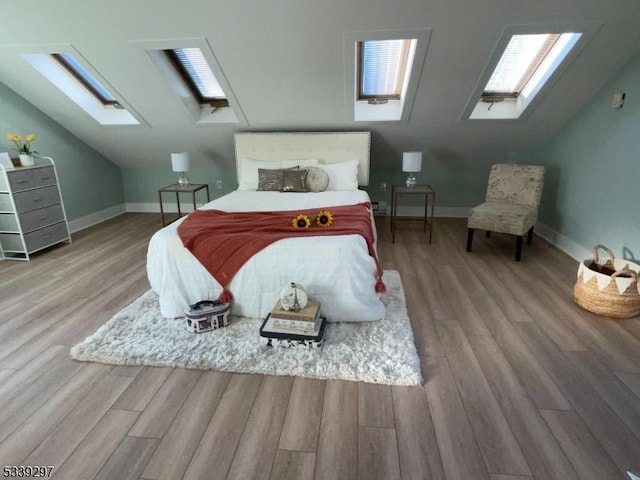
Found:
<box><xmin>265</xmin><ymin>300</ymin><xmax>322</xmax><ymax>334</ymax></box>
<box><xmin>259</xmin><ymin>300</ymin><xmax>326</xmax><ymax>349</ymax></box>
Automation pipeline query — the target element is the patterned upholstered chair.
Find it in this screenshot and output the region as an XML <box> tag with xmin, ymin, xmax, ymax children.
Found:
<box><xmin>466</xmin><ymin>164</ymin><xmax>545</xmax><ymax>261</ymax></box>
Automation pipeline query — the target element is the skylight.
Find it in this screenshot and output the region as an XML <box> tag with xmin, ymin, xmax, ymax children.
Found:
<box><xmin>52</xmin><ymin>53</ymin><xmax>119</xmax><ymax>106</ymax></box>
<box><xmin>483</xmin><ymin>34</ymin><xmax>561</xmax><ymax>97</ymax></box>
<box><xmin>345</xmin><ymin>30</ymin><xmax>431</xmax><ymax>123</ymax></box>
<box><xmin>166</xmin><ymin>48</ymin><xmax>228</xmax><ymax>106</ymax></box>
<box><xmin>359</xmin><ymin>39</ymin><xmax>412</xmax><ymax>100</ymax></box>
<box><xmin>22</xmin><ymin>51</ymin><xmax>140</xmax><ymax>125</ymax></box>
<box><xmin>467</xmin><ymin>31</ymin><xmax>582</xmax><ymax>120</ymax></box>
<box><xmin>135</xmin><ymin>38</ymin><xmax>245</xmax><ymax>125</ymax></box>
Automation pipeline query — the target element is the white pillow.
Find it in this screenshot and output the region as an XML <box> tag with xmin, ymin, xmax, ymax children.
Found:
<box><xmin>317</xmin><ymin>159</ymin><xmax>360</xmax><ymax>191</ymax></box>
<box><xmin>281</xmin><ymin>159</ymin><xmax>318</xmax><ymax>168</ymax></box>
<box><xmin>238</xmin><ymin>158</ymin><xmax>282</xmax><ymax>190</ymax></box>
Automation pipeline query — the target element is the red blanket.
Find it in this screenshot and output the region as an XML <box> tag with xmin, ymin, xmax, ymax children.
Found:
<box><xmin>177</xmin><ymin>202</ymin><xmax>385</xmax><ymax>302</ymax></box>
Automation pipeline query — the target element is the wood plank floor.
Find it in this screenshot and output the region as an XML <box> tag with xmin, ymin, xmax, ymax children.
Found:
<box><xmin>1</xmin><ymin>212</ymin><xmax>639</xmax><ymax>479</ymax></box>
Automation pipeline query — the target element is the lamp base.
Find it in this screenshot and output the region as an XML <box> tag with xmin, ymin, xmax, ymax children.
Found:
<box><xmin>405</xmin><ymin>173</ymin><xmax>417</xmax><ymax>188</ymax></box>
<box><xmin>177</xmin><ymin>172</ymin><xmax>190</xmax><ymax>187</ymax></box>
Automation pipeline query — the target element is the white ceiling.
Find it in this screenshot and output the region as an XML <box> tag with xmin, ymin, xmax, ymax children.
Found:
<box><xmin>1</xmin><ymin>0</ymin><xmax>639</xmax><ymax>170</ymax></box>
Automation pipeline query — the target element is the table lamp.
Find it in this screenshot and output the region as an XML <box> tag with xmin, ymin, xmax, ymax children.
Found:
<box><xmin>171</xmin><ymin>152</ymin><xmax>190</xmax><ymax>187</ymax></box>
<box><xmin>402</xmin><ymin>152</ymin><xmax>422</xmax><ymax>188</ymax></box>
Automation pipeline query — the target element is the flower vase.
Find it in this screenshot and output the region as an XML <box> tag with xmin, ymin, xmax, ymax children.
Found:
<box><xmin>19</xmin><ymin>154</ymin><xmax>35</xmax><ymax>167</ymax></box>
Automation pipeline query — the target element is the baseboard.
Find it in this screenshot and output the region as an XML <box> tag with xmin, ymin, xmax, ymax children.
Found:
<box><xmin>126</xmin><ymin>202</ymin><xmax>198</xmax><ymax>213</ymax></box>
<box><xmin>535</xmin><ymin>222</ymin><xmax>590</xmax><ymax>262</ymax></box>
<box><xmin>67</xmin><ymin>204</ymin><xmax>126</xmax><ymax>233</ymax></box>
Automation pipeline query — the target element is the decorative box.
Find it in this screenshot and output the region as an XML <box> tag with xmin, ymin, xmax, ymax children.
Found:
<box><xmin>259</xmin><ymin>313</ymin><xmax>327</xmax><ymax>349</ymax></box>
<box><xmin>185</xmin><ymin>300</ymin><xmax>231</xmax><ymax>333</ymax></box>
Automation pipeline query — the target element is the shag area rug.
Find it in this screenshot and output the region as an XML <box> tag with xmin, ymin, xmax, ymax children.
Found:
<box><xmin>71</xmin><ymin>270</ymin><xmax>421</xmax><ymax>385</ymax></box>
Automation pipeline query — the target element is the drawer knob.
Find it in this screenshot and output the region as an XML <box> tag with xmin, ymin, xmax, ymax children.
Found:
<box><xmin>16</xmin><ymin>180</ymin><xmax>28</xmax><ymax>184</ymax></box>
<box><xmin>33</xmin><ymin>197</ymin><xmax>43</xmax><ymax>202</ymax></box>
<box><xmin>40</xmin><ymin>176</ymin><xmax>51</xmax><ymax>181</ymax></box>
<box><xmin>38</xmin><ymin>216</ymin><xmax>47</xmax><ymax>221</ymax></box>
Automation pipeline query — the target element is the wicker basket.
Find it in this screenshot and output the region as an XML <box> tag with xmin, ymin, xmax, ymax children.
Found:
<box><xmin>573</xmin><ymin>245</ymin><xmax>640</xmax><ymax>318</ymax></box>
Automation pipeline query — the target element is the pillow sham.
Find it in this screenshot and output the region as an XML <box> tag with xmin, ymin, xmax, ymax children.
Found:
<box><xmin>305</xmin><ymin>166</ymin><xmax>330</xmax><ymax>192</ymax></box>
<box><xmin>316</xmin><ymin>159</ymin><xmax>360</xmax><ymax>191</ymax></box>
<box><xmin>281</xmin><ymin>159</ymin><xmax>318</xmax><ymax>168</ymax></box>
<box><xmin>282</xmin><ymin>169</ymin><xmax>309</xmax><ymax>192</ymax></box>
<box><xmin>238</xmin><ymin>158</ymin><xmax>282</xmax><ymax>190</ymax></box>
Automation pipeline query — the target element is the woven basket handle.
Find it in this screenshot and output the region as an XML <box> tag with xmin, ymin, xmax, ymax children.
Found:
<box><xmin>612</xmin><ymin>267</ymin><xmax>638</xmax><ymax>282</ymax></box>
<box><xmin>593</xmin><ymin>244</ymin><xmax>615</xmax><ymax>264</ymax></box>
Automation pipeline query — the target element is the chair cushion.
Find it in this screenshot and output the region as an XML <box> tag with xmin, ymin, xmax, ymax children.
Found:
<box><xmin>468</xmin><ymin>202</ymin><xmax>538</xmax><ymax>236</ymax></box>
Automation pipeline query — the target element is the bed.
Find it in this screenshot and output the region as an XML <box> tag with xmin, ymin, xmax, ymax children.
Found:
<box><xmin>147</xmin><ymin>132</ymin><xmax>385</xmax><ymax>322</ymax></box>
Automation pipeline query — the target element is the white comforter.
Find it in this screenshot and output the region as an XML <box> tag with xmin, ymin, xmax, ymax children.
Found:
<box><xmin>147</xmin><ymin>190</ymin><xmax>385</xmax><ymax>322</ymax></box>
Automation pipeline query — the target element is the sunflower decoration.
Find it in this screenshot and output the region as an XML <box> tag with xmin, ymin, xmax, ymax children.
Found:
<box><xmin>316</xmin><ymin>210</ymin><xmax>333</xmax><ymax>228</ymax></box>
<box><xmin>292</xmin><ymin>214</ymin><xmax>311</xmax><ymax>229</ymax></box>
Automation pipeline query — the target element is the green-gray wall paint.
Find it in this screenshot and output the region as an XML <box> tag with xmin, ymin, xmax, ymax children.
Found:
<box><xmin>121</xmin><ymin>165</ymin><xmax>238</xmax><ymax>204</ymax></box>
<box><xmin>0</xmin><ymin>82</ymin><xmax>124</xmax><ymax>221</ymax></box>
<box><xmin>121</xmin><ymin>148</ymin><xmax>488</xmax><ymax>210</ymax></box>
<box><xmin>511</xmin><ymin>52</ymin><xmax>640</xmax><ymax>260</ymax></box>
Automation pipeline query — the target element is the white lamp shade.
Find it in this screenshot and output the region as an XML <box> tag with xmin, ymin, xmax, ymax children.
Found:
<box><xmin>171</xmin><ymin>152</ymin><xmax>190</xmax><ymax>172</ymax></box>
<box><xmin>402</xmin><ymin>152</ymin><xmax>422</xmax><ymax>173</ymax></box>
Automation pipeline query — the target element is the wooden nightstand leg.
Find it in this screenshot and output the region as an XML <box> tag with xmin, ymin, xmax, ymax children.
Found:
<box><xmin>175</xmin><ymin>192</ymin><xmax>181</xmax><ymax>218</ymax></box>
<box><xmin>206</xmin><ymin>185</ymin><xmax>210</xmax><ymax>203</ymax></box>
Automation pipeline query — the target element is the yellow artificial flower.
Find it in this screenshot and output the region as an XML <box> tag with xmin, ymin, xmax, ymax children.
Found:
<box><xmin>316</xmin><ymin>210</ymin><xmax>333</xmax><ymax>227</ymax></box>
<box><xmin>292</xmin><ymin>214</ymin><xmax>311</xmax><ymax>229</ymax></box>
<box><xmin>5</xmin><ymin>132</ymin><xmax>38</xmax><ymax>155</ymax></box>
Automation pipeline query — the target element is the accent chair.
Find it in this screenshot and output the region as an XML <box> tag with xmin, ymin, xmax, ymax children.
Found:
<box><xmin>466</xmin><ymin>163</ymin><xmax>545</xmax><ymax>261</ymax></box>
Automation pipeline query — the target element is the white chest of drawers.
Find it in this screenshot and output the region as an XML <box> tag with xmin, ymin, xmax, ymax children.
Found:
<box><xmin>0</xmin><ymin>157</ymin><xmax>71</xmax><ymax>261</ymax></box>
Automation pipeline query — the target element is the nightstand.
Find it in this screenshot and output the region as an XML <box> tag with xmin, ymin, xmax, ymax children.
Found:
<box><xmin>158</xmin><ymin>183</ymin><xmax>210</xmax><ymax>226</ymax></box>
<box><xmin>391</xmin><ymin>184</ymin><xmax>436</xmax><ymax>243</ymax></box>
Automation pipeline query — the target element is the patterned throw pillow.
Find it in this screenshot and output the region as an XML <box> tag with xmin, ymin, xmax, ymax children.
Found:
<box><xmin>257</xmin><ymin>168</ymin><xmax>285</xmax><ymax>191</ymax></box>
<box><xmin>282</xmin><ymin>169</ymin><xmax>309</xmax><ymax>192</ymax></box>
<box><xmin>305</xmin><ymin>166</ymin><xmax>330</xmax><ymax>192</ymax></box>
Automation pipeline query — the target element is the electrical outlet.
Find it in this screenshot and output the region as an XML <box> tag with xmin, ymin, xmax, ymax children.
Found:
<box><xmin>380</xmin><ymin>182</ymin><xmax>387</xmax><ymax>192</ymax></box>
<box><xmin>216</xmin><ymin>180</ymin><xmax>223</xmax><ymax>189</ymax></box>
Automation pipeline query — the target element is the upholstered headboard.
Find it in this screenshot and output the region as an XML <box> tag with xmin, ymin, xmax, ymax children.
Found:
<box><xmin>234</xmin><ymin>132</ymin><xmax>371</xmax><ymax>186</ymax></box>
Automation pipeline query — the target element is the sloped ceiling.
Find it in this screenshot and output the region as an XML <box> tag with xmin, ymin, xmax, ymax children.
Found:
<box><xmin>0</xmin><ymin>0</ymin><xmax>639</xmax><ymax>172</ymax></box>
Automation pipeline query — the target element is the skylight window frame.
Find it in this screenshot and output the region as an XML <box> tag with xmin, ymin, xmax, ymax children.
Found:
<box><xmin>357</xmin><ymin>39</ymin><xmax>412</xmax><ymax>101</ymax></box>
<box><xmin>131</xmin><ymin>37</ymin><xmax>247</xmax><ymax>126</ymax></box>
<box><xmin>344</xmin><ymin>28</ymin><xmax>431</xmax><ymax>124</ymax></box>
<box><xmin>51</xmin><ymin>53</ymin><xmax>121</xmax><ymax>108</ymax></box>
<box><xmin>461</xmin><ymin>22</ymin><xmax>598</xmax><ymax>121</ymax></box>
<box><xmin>20</xmin><ymin>45</ymin><xmax>144</xmax><ymax>127</ymax></box>
<box><xmin>480</xmin><ymin>33</ymin><xmax>562</xmax><ymax>101</ymax></box>
<box><xmin>165</xmin><ymin>48</ymin><xmax>229</xmax><ymax>108</ymax></box>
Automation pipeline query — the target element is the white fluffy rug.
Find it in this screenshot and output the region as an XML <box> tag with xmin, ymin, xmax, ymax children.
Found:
<box><xmin>71</xmin><ymin>270</ymin><xmax>421</xmax><ymax>385</ymax></box>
